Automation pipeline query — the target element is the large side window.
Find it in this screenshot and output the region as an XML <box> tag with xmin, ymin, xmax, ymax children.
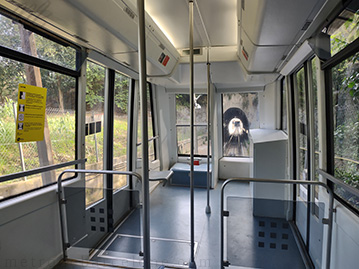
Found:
<box><xmin>296</xmin><ymin>68</ymin><xmax>308</xmax><ymax>184</ymax></box>
<box><xmin>0</xmin><ymin>13</ymin><xmax>78</xmax><ymax>200</ymax></box>
<box><xmin>311</xmin><ymin>58</ymin><xmax>320</xmax><ymax>216</ymax></box>
<box><xmin>293</xmin><ymin>66</ymin><xmax>310</xmax><ymax>205</ymax></box>
<box><xmin>324</xmin><ymin>3</ymin><xmax>359</xmax><ymax>211</ymax></box>
<box><xmin>331</xmin><ymin>51</ymin><xmax>359</xmax><ymax>210</ymax></box>
<box><xmin>176</xmin><ymin>94</ymin><xmax>208</xmax><ymax>156</ymax></box>
<box><xmin>222</xmin><ymin>93</ymin><xmax>259</xmax><ymax>157</ymax></box>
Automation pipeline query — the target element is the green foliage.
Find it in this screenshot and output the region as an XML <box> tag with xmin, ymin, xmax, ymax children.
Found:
<box><xmin>86</xmin><ymin>62</ymin><xmax>105</xmax><ymax>109</ymax></box>
<box><xmin>34</xmin><ymin>34</ymin><xmax>76</xmax><ymax>69</ymax></box>
<box><xmin>335</xmin><ymin>168</ymin><xmax>359</xmax><ymax>189</ymax></box>
<box><xmin>0</xmin><ymin>97</ymin><xmax>15</xmax><ymax>119</ymax></box>
<box><xmin>114</xmin><ymin>75</ymin><xmax>129</xmax><ymax>114</ymax></box>
<box><xmin>335</xmin><ymin>168</ymin><xmax>359</xmax><ymax>209</ymax></box>
<box><xmin>331</xmin><ymin>12</ymin><xmax>359</xmax><ymax>56</ymax></box>
<box><xmin>47</xmin><ymin>113</ymin><xmax>76</xmax><ymax>162</ymax></box>
<box><xmin>176</xmin><ymin>94</ymin><xmax>190</xmax><ymax>108</ymax></box>
<box><xmin>332</xmin><ymin>34</ymin><xmax>359</xmax><ymax>200</ymax></box>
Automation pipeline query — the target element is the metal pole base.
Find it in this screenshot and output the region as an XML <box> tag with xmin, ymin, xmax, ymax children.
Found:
<box><xmin>205</xmin><ymin>205</ymin><xmax>211</xmax><ymax>214</ymax></box>
<box><xmin>189</xmin><ymin>261</ymin><xmax>197</xmax><ymax>269</ymax></box>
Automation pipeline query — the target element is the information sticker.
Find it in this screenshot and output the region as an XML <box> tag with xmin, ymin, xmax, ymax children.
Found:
<box><xmin>15</xmin><ymin>84</ymin><xmax>47</xmax><ymax>142</ymax></box>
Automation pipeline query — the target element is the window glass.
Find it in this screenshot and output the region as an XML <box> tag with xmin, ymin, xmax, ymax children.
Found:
<box><xmin>311</xmin><ymin>59</ymin><xmax>320</xmax><ymax>182</ymax></box>
<box><xmin>0</xmin><ymin>14</ymin><xmax>76</xmax><ymax>70</ymax></box>
<box><xmin>326</xmin><ymin>6</ymin><xmax>359</xmax><ymax>56</ymax></box>
<box><xmin>0</xmin><ymin>57</ymin><xmax>76</xmax><ymax>200</ymax></box>
<box><xmin>222</xmin><ymin>93</ymin><xmax>259</xmax><ymax>157</ymax></box>
<box><xmin>296</xmin><ymin>68</ymin><xmax>308</xmax><ymax>200</ymax></box>
<box><xmin>282</xmin><ymin>79</ymin><xmax>288</xmax><ymax>133</ymax></box>
<box><xmin>137</xmin><ymin>84</ymin><xmax>155</xmax><ymax>161</ymax></box>
<box><xmin>176</xmin><ymin>94</ymin><xmax>209</xmax><ymax>156</ymax></box>
<box><xmin>113</xmin><ymin>72</ymin><xmax>130</xmax><ymax>191</ymax></box>
<box><xmin>312</xmin><ymin>58</ymin><xmax>320</xmax><ymax>216</ymax></box>
<box><xmin>332</xmin><ymin>50</ymin><xmax>359</xmax><ymax>210</ymax></box>
<box><xmin>85</xmin><ymin>61</ymin><xmax>105</xmax><ymax>207</ymax></box>
<box><xmin>297</xmin><ymin>69</ymin><xmax>308</xmax><ymax>180</ymax></box>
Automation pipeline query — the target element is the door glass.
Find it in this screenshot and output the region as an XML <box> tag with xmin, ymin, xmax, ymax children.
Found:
<box><xmin>85</xmin><ymin>61</ymin><xmax>105</xmax><ymax>207</ymax></box>
<box><xmin>296</xmin><ymin>67</ymin><xmax>308</xmax><ymax>243</ymax></box>
<box><xmin>113</xmin><ymin>72</ymin><xmax>130</xmax><ymax>191</ymax></box>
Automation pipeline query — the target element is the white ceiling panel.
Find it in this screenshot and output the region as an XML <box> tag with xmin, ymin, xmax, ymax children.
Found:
<box><xmin>195</xmin><ymin>0</ymin><xmax>237</xmax><ymax>46</ymax></box>
<box><xmin>144</xmin><ymin>0</ymin><xmax>237</xmax><ymax>49</ymax></box>
<box><xmin>144</xmin><ymin>0</ymin><xmax>192</xmax><ymax>48</ymax></box>
<box><xmin>242</xmin><ymin>0</ymin><xmax>326</xmax><ymax>46</ymax></box>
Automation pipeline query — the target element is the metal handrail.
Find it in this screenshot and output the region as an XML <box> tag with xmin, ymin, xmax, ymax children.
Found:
<box><xmin>318</xmin><ymin>169</ymin><xmax>359</xmax><ymax>198</ymax></box>
<box><xmin>57</xmin><ymin>169</ymin><xmax>142</xmax><ymax>261</ymax></box>
<box><xmin>220</xmin><ymin>177</ymin><xmax>334</xmax><ymax>269</ymax></box>
<box><xmin>0</xmin><ymin>159</ymin><xmax>86</xmax><ymax>183</ymax></box>
<box><xmin>136</xmin><ymin>135</ymin><xmax>159</xmax><ymax>147</ymax></box>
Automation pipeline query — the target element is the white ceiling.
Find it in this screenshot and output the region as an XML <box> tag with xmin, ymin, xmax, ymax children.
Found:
<box><xmin>144</xmin><ymin>0</ymin><xmax>237</xmax><ymax>49</ymax></box>
<box><xmin>1</xmin><ymin>0</ymin><xmax>339</xmax><ymax>89</ymax></box>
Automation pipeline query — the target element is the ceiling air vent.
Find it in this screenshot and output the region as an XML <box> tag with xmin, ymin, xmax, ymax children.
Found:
<box><xmin>301</xmin><ymin>21</ymin><xmax>311</xmax><ymax>31</ymax></box>
<box><xmin>182</xmin><ymin>48</ymin><xmax>202</xmax><ymax>56</ymax></box>
<box><xmin>124</xmin><ymin>6</ymin><xmax>136</xmax><ymax>19</ymax></box>
<box><xmin>159</xmin><ymin>43</ymin><xmax>166</xmax><ymax>50</ymax></box>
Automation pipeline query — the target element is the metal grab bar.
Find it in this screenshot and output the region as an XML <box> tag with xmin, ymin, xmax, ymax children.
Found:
<box><xmin>57</xmin><ymin>169</ymin><xmax>142</xmax><ymax>261</ymax></box>
<box><xmin>0</xmin><ymin>158</ymin><xmax>86</xmax><ymax>183</ymax></box>
<box><xmin>136</xmin><ymin>135</ymin><xmax>159</xmax><ymax>147</ymax></box>
<box><xmin>220</xmin><ymin>178</ymin><xmax>334</xmax><ymax>269</ymax></box>
<box><xmin>318</xmin><ymin>169</ymin><xmax>359</xmax><ymax>198</ymax></box>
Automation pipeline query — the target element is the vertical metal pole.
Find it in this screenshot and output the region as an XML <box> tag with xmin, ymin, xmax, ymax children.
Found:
<box><xmin>137</xmin><ymin>0</ymin><xmax>151</xmax><ymax>268</ymax></box>
<box><xmin>189</xmin><ymin>1</ymin><xmax>196</xmax><ymax>268</ymax></box>
<box><xmin>206</xmin><ymin>48</ymin><xmax>211</xmax><ymax>214</ymax></box>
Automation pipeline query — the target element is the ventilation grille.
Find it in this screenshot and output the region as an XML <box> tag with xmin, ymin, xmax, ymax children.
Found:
<box><xmin>124</xmin><ymin>6</ymin><xmax>136</xmax><ymax>19</ymax></box>
<box><xmin>182</xmin><ymin>48</ymin><xmax>202</xmax><ymax>56</ymax></box>
<box><xmin>301</xmin><ymin>21</ymin><xmax>311</xmax><ymax>31</ymax></box>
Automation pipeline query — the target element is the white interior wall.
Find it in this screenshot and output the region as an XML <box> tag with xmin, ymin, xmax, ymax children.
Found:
<box><xmin>331</xmin><ymin>202</ymin><xmax>359</xmax><ymax>269</ymax></box>
<box><xmin>259</xmin><ymin>80</ymin><xmax>281</xmax><ymax>129</ymax></box>
<box><xmin>154</xmin><ymin>85</ymin><xmax>174</xmax><ymax>170</ymax></box>
<box><xmin>0</xmin><ymin>187</ymin><xmax>63</xmax><ymax>268</ymax></box>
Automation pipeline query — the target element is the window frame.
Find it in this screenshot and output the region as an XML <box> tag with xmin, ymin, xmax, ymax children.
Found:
<box><xmin>175</xmin><ymin>93</ymin><xmax>210</xmax><ymax>158</ymax></box>
<box><xmin>0</xmin><ymin>11</ymin><xmax>82</xmax><ymax>202</ymax></box>
<box><xmin>148</xmin><ymin>83</ymin><xmax>158</xmax><ymax>161</ymax></box>
<box><xmin>323</xmin><ymin>37</ymin><xmax>359</xmax><ymax>216</ymax></box>
<box><xmin>136</xmin><ymin>82</ymin><xmax>158</xmax><ymax>162</ymax></box>
<box><xmin>280</xmin><ymin>77</ymin><xmax>288</xmax><ymax>133</ymax></box>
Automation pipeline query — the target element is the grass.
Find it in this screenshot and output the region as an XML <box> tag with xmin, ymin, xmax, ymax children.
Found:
<box><xmin>0</xmin><ymin>109</ymin><xmax>128</xmax><ymax>179</ymax></box>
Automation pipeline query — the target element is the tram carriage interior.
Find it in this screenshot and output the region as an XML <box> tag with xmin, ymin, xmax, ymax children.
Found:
<box><xmin>1</xmin><ymin>0</ymin><xmax>359</xmax><ymax>268</ymax></box>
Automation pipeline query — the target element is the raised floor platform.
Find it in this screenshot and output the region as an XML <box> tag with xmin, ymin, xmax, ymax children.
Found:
<box><xmin>170</xmin><ymin>163</ymin><xmax>211</xmax><ymax>188</ymax></box>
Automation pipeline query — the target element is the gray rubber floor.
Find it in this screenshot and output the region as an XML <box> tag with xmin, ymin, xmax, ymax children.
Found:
<box><xmin>56</xmin><ymin>181</ymin><xmax>307</xmax><ymax>269</ymax></box>
<box><xmin>226</xmin><ymin>197</ymin><xmax>305</xmax><ymax>269</ymax></box>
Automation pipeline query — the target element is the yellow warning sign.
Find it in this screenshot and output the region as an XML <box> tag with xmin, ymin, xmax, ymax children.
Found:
<box><xmin>15</xmin><ymin>84</ymin><xmax>47</xmax><ymax>143</ymax></box>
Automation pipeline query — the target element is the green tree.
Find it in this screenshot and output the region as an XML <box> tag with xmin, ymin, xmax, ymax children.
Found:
<box><xmin>114</xmin><ymin>74</ymin><xmax>129</xmax><ymax>114</ymax></box>
<box><xmin>86</xmin><ymin>61</ymin><xmax>105</xmax><ymax>109</ymax></box>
